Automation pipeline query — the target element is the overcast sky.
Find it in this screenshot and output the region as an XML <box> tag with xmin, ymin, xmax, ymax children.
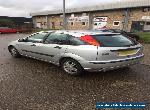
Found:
<box><xmin>0</xmin><ymin>0</ymin><xmax>123</xmax><ymax>17</ymax></box>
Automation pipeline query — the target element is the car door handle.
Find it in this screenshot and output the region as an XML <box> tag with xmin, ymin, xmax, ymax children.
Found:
<box><xmin>54</xmin><ymin>46</ymin><xmax>62</xmax><ymax>49</ymax></box>
<box><xmin>30</xmin><ymin>44</ymin><xmax>36</xmax><ymax>46</ymax></box>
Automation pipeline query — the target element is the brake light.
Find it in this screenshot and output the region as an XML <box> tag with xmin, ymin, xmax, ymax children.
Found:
<box><xmin>80</xmin><ymin>35</ymin><xmax>100</xmax><ymax>46</ymax></box>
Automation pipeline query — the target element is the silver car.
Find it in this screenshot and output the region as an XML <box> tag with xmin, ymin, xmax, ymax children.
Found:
<box><xmin>8</xmin><ymin>30</ymin><xmax>144</xmax><ymax>75</ymax></box>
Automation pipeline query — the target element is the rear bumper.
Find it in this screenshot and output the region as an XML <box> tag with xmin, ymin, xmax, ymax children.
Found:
<box><xmin>81</xmin><ymin>54</ymin><xmax>144</xmax><ymax>72</ymax></box>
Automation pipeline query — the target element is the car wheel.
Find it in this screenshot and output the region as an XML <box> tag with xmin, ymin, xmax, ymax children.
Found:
<box><xmin>9</xmin><ymin>46</ymin><xmax>21</xmax><ymax>58</ymax></box>
<box><xmin>61</xmin><ymin>58</ymin><xmax>83</xmax><ymax>76</ymax></box>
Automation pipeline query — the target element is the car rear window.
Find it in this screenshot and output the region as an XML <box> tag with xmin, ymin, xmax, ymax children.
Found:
<box><xmin>92</xmin><ymin>34</ymin><xmax>136</xmax><ymax>47</ymax></box>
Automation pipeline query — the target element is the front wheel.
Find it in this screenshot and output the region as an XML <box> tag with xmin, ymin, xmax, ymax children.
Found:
<box><xmin>9</xmin><ymin>46</ymin><xmax>21</xmax><ymax>58</ymax></box>
<box><xmin>61</xmin><ymin>58</ymin><xmax>83</xmax><ymax>76</ymax></box>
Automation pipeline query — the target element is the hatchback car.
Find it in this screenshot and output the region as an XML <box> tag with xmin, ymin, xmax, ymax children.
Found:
<box><xmin>8</xmin><ymin>30</ymin><xmax>144</xmax><ymax>75</ymax></box>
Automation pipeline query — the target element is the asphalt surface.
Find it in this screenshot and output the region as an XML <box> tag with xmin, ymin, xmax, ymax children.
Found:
<box><xmin>0</xmin><ymin>34</ymin><xmax>150</xmax><ymax>110</ymax></box>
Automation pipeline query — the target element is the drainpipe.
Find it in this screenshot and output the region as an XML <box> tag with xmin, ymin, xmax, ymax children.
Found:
<box><xmin>32</xmin><ymin>17</ymin><xmax>36</xmax><ymax>28</ymax></box>
<box><xmin>88</xmin><ymin>12</ymin><xmax>93</xmax><ymax>30</ymax></box>
<box><xmin>46</xmin><ymin>16</ymin><xmax>50</xmax><ymax>29</ymax></box>
<box><xmin>63</xmin><ymin>0</ymin><xmax>66</xmax><ymax>30</ymax></box>
<box><xmin>123</xmin><ymin>8</ymin><xmax>130</xmax><ymax>32</ymax></box>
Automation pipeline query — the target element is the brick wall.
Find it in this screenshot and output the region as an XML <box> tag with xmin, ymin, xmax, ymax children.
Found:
<box><xmin>33</xmin><ymin>7</ymin><xmax>150</xmax><ymax>31</ymax></box>
<box><xmin>48</xmin><ymin>15</ymin><xmax>63</xmax><ymax>29</ymax></box>
<box><xmin>128</xmin><ymin>8</ymin><xmax>150</xmax><ymax>31</ymax></box>
<box><xmin>91</xmin><ymin>9</ymin><xmax>124</xmax><ymax>30</ymax></box>
<box><xmin>66</xmin><ymin>13</ymin><xmax>89</xmax><ymax>30</ymax></box>
<box><xmin>47</xmin><ymin>13</ymin><xmax>90</xmax><ymax>30</ymax></box>
<box><xmin>35</xmin><ymin>16</ymin><xmax>47</xmax><ymax>28</ymax></box>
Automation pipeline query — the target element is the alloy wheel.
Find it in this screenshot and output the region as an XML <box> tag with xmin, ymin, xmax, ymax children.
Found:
<box><xmin>63</xmin><ymin>60</ymin><xmax>78</xmax><ymax>75</ymax></box>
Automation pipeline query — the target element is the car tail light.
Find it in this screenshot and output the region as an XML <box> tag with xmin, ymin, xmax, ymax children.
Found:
<box><xmin>80</xmin><ymin>35</ymin><xmax>100</xmax><ymax>46</ymax></box>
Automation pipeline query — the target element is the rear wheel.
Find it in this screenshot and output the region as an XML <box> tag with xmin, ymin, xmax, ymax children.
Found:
<box><xmin>9</xmin><ymin>46</ymin><xmax>21</xmax><ymax>58</ymax></box>
<box><xmin>61</xmin><ymin>58</ymin><xmax>83</xmax><ymax>76</ymax></box>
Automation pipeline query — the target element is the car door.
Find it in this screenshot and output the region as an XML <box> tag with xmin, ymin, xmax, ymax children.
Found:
<box><xmin>33</xmin><ymin>32</ymin><xmax>69</xmax><ymax>64</ymax></box>
<box><xmin>18</xmin><ymin>32</ymin><xmax>48</xmax><ymax>57</ymax></box>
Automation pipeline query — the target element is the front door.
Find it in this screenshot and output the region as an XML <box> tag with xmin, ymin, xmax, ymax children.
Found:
<box><xmin>18</xmin><ymin>32</ymin><xmax>48</xmax><ymax>57</ymax></box>
<box><xmin>33</xmin><ymin>32</ymin><xmax>69</xmax><ymax>63</ymax></box>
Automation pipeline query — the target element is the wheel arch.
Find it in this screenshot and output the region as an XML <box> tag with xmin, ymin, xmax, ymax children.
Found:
<box><xmin>59</xmin><ymin>57</ymin><xmax>84</xmax><ymax>75</ymax></box>
<box><xmin>8</xmin><ymin>45</ymin><xmax>14</xmax><ymax>52</ymax></box>
<box><xmin>59</xmin><ymin>57</ymin><xmax>77</xmax><ymax>66</ymax></box>
<box><xmin>58</xmin><ymin>53</ymin><xmax>86</xmax><ymax>67</ymax></box>
<box><xmin>59</xmin><ymin>56</ymin><xmax>84</xmax><ymax>69</ymax></box>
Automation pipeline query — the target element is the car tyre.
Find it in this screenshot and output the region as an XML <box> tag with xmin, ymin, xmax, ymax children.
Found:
<box><xmin>9</xmin><ymin>46</ymin><xmax>21</xmax><ymax>58</ymax></box>
<box><xmin>61</xmin><ymin>58</ymin><xmax>83</xmax><ymax>76</ymax></box>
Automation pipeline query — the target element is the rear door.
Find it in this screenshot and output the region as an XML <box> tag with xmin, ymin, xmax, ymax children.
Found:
<box><xmin>66</xmin><ymin>35</ymin><xmax>98</xmax><ymax>61</ymax></box>
<box><xmin>91</xmin><ymin>34</ymin><xmax>142</xmax><ymax>61</ymax></box>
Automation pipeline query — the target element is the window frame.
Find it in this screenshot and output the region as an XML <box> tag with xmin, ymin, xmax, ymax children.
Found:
<box><xmin>67</xmin><ymin>35</ymin><xmax>88</xmax><ymax>46</ymax></box>
<box><xmin>113</xmin><ymin>21</ymin><xmax>120</xmax><ymax>26</ymax></box>
<box><xmin>143</xmin><ymin>7</ymin><xmax>150</xmax><ymax>12</ymax></box>
<box><xmin>26</xmin><ymin>32</ymin><xmax>48</xmax><ymax>43</ymax></box>
<box><xmin>44</xmin><ymin>32</ymin><xmax>69</xmax><ymax>45</ymax></box>
<box><xmin>146</xmin><ymin>22</ymin><xmax>150</xmax><ymax>25</ymax></box>
<box><xmin>82</xmin><ymin>22</ymin><xmax>86</xmax><ymax>26</ymax></box>
<box><xmin>70</xmin><ymin>22</ymin><xmax>74</xmax><ymax>26</ymax></box>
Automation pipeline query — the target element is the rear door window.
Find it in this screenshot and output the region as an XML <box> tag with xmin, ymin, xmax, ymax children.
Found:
<box><xmin>67</xmin><ymin>35</ymin><xmax>87</xmax><ymax>45</ymax></box>
<box><xmin>92</xmin><ymin>34</ymin><xmax>136</xmax><ymax>47</ymax></box>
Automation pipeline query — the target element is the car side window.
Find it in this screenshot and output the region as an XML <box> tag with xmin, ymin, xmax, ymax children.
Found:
<box><xmin>27</xmin><ymin>33</ymin><xmax>47</xmax><ymax>43</ymax></box>
<box><xmin>45</xmin><ymin>33</ymin><xmax>68</xmax><ymax>45</ymax></box>
<box><xmin>67</xmin><ymin>35</ymin><xmax>87</xmax><ymax>45</ymax></box>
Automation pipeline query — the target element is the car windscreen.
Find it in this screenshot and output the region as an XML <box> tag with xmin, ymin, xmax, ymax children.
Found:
<box><xmin>92</xmin><ymin>34</ymin><xmax>136</xmax><ymax>47</ymax></box>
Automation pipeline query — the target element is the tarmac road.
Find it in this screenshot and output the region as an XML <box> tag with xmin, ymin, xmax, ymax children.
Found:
<box><xmin>0</xmin><ymin>34</ymin><xmax>150</xmax><ymax>110</ymax></box>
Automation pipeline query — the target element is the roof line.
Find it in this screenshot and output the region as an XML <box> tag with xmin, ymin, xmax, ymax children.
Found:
<box><xmin>31</xmin><ymin>0</ymin><xmax>150</xmax><ymax>16</ymax></box>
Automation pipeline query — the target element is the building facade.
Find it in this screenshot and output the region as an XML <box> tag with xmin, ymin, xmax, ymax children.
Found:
<box><xmin>31</xmin><ymin>0</ymin><xmax>150</xmax><ymax>32</ymax></box>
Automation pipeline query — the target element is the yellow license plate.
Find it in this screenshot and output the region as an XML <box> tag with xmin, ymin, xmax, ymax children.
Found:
<box><xmin>118</xmin><ymin>49</ymin><xmax>137</xmax><ymax>56</ymax></box>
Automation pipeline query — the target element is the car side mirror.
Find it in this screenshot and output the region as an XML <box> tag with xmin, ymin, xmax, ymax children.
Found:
<box><xmin>18</xmin><ymin>38</ymin><xmax>28</xmax><ymax>42</ymax></box>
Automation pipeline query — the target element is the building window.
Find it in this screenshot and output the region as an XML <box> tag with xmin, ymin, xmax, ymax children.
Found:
<box><xmin>82</xmin><ymin>13</ymin><xmax>87</xmax><ymax>16</ymax></box>
<box><xmin>94</xmin><ymin>23</ymin><xmax>97</xmax><ymax>26</ymax></box>
<box><xmin>82</xmin><ymin>22</ymin><xmax>86</xmax><ymax>26</ymax></box>
<box><xmin>113</xmin><ymin>21</ymin><xmax>120</xmax><ymax>26</ymax></box>
<box><xmin>60</xmin><ymin>22</ymin><xmax>63</xmax><ymax>26</ymax></box>
<box><xmin>70</xmin><ymin>22</ymin><xmax>74</xmax><ymax>26</ymax></box>
<box><xmin>36</xmin><ymin>22</ymin><xmax>42</xmax><ymax>28</ymax></box>
<box><xmin>143</xmin><ymin>7</ymin><xmax>150</xmax><ymax>12</ymax></box>
<box><xmin>71</xmin><ymin>14</ymin><xmax>74</xmax><ymax>17</ymax></box>
<box><xmin>146</xmin><ymin>22</ymin><xmax>150</xmax><ymax>25</ymax></box>
<box><xmin>60</xmin><ymin>15</ymin><xmax>63</xmax><ymax>18</ymax></box>
<box><xmin>44</xmin><ymin>22</ymin><xmax>46</xmax><ymax>25</ymax></box>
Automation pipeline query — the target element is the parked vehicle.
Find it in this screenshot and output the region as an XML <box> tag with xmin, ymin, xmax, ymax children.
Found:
<box><xmin>0</xmin><ymin>27</ymin><xmax>17</xmax><ymax>34</ymax></box>
<box><xmin>8</xmin><ymin>30</ymin><xmax>144</xmax><ymax>76</ymax></box>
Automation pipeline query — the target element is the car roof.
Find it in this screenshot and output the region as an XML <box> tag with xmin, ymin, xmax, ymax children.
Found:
<box><xmin>43</xmin><ymin>30</ymin><xmax>120</xmax><ymax>37</ymax></box>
